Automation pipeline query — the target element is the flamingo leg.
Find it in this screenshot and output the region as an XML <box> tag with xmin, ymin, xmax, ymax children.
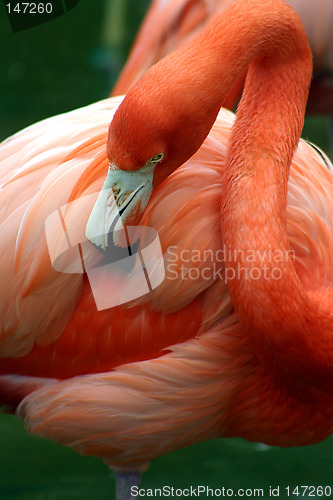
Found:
<box><xmin>115</xmin><ymin>471</ymin><xmax>141</xmax><ymax>500</ymax></box>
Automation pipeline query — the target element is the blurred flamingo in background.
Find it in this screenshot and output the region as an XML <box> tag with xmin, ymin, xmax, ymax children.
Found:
<box><xmin>0</xmin><ymin>0</ymin><xmax>333</xmax><ymax>499</ymax></box>
<box><xmin>112</xmin><ymin>0</ymin><xmax>333</xmax><ymax>117</ymax></box>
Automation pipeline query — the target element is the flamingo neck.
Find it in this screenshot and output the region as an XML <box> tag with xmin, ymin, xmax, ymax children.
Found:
<box><xmin>209</xmin><ymin>2</ymin><xmax>333</xmax><ymax>390</ymax></box>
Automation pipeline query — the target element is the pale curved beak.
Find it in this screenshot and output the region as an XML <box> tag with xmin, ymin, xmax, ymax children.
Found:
<box><xmin>86</xmin><ymin>164</ymin><xmax>154</xmax><ymax>252</ymax></box>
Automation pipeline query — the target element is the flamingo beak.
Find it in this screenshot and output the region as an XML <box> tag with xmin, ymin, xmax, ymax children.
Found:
<box><xmin>86</xmin><ymin>163</ymin><xmax>154</xmax><ymax>252</ymax></box>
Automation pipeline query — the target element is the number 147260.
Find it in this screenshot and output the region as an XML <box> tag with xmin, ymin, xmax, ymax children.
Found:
<box><xmin>285</xmin><ymin>486</ymin><xmax>332</xmax><ymax>496</ymax></box>
<box><xmin>6</xmin><ymin>3</ymin><xmax>53</xmax><ymax>14</ymax></box>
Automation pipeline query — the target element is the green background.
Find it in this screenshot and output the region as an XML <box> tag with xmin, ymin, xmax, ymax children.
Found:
<box><xmin>0</xmin><ymin>1</ymin><xmax>332</xmax><ymax>498</ymax></box>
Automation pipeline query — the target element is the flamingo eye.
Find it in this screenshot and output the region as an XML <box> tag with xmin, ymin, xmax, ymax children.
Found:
<box><xmin>149</xmin><ymin>153</ymin><xmax>164</xmax><ymax>164</ymax></box>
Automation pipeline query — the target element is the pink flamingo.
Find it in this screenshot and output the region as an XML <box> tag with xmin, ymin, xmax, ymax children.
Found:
<box><xmin>0</xmin><ymin>0</ymin><xmax>332</xmax><ymax>497</ymax></box>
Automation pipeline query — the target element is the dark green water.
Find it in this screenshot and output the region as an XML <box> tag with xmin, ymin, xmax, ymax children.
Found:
<box><xmin>1</xmin><ymin>411</ymin><xmax>333</xmax><ymax>499</ymax></box>
<box><xmin>0</xmin><ymin>1</ymin><xmax>332</xmax><ymax>498</ymax></box>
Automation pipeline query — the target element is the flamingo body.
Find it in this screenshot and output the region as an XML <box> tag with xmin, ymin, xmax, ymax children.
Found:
<box><xmin>0</xmin><ymin>95</ymin><xmax>333</xmax><ymax>469</ymax></box>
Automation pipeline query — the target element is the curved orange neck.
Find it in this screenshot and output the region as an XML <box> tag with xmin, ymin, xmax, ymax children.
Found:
<box><xmin>209</xmin><ymin>1</ymin><xmax>333</xmax><ymax>391</ymax></box>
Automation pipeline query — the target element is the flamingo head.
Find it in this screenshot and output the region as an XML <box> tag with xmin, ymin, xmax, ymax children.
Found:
<box><xmin>86</xmin><ymin>48</ymin><xmax>222</xmax><ymax>251</ymax></box>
